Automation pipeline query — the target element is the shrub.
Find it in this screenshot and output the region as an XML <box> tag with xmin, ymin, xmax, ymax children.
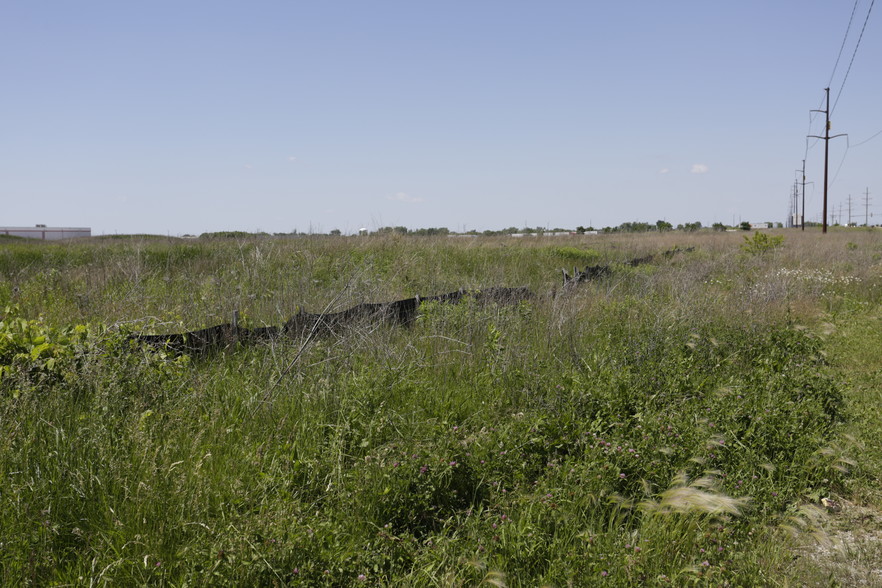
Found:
<box><xmin>741</xmin><ymin>231</ymin><xmax>784</xmax><ymax>255</ymax></box>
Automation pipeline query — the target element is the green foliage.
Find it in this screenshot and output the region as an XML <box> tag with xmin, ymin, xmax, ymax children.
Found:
<box><xmin>741</xmin><ymin>231</ymin><xmax>785</xmax><ymax>255</ymax></box>
<box><xmin>0</xmin><ymin>305</ymin><xmax>90</xmax><ymax>395</ymax></box>
<box><xmin>0</xmin><ymin>232</ymin><xmax>877</xmax><ymax>585</ymax></box>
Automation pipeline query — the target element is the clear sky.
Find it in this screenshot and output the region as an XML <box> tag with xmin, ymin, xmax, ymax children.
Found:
<box><xmin>2</xmin><ymin>1</ymin><xmax>880</xmax><ymax>235</ymax></box>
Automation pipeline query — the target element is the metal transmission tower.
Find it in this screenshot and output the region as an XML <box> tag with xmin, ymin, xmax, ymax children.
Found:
<box><xmin>808</xmin><ymin>88</ymin><xmax>847</xmax><ymax>233</ymax></box>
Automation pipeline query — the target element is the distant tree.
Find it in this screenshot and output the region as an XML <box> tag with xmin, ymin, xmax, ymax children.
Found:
<box><xmin>739</xmin><ymin>222</ymin><xmax>752</xmax><ymax>231</ymax></box>
<box><xmin>375</xmin><ymin>226</ymin><xmax>408</xmax><ymax>235</ymax></box>
<box><xmin>682</xmin><ymin>221</ymin><xmax>702</xmax><ymax>232</ymax></box>
<box><xmin>199</xmin><ymin>231</ymin><xmax>254</xmax><ymax>239</ymax></box>
<box><xmin>411</xmin><ymin>227</ymin><xmax>450</xmax><ymax>236</ymax></box>
<box><xmin>619</xmin><ymin>221</ymin><xmax>651</xmax><ymax>233</ymax></box>
<box><xmin>329</xmin><ymin>229</ymin><xmax>342</xmax><ymax>236</ymax></box>
<box><xmin>656</xmin><ymin>220</ymin><xmax>673</xmax><ymax>232</ymax></box>
<box><xmin>712</xmin><ymin>222</ymin><xmax>727</xmax><ymax>231</ymax></box>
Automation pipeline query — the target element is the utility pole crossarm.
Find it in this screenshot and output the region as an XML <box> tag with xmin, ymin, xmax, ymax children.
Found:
<box><xmin>806</xmin><ymin>87</ymin><xmax>847</xmax><ymax>234</ymax></box>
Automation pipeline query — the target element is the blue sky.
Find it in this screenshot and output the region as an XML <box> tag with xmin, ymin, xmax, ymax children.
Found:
<box><xmin>2</xmin><ymin>1</ymin><xmax>880</xmax><ymax>235</ymax></box>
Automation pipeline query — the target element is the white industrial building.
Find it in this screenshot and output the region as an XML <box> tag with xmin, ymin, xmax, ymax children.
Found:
<box><xmin>0</xmin><ymin>225</ymin><xmax>92</xmax><ymax>240</ymax></box>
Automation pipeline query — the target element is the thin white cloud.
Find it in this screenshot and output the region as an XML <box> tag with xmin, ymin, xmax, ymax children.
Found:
<box><xmin>659</xmin><ymin>168</ymin><xmax>670</xmax><ymax>174</ymax></box>
<box><xmin>288</xmin><ymin>156</ymin><xmax>297</xmax><ymax>162</ymax></box>
<box><xmin>387</xmin><ymin>192</ymin><xmax>424</xmax><ymax>203</ymax></box>
<box><xmin>691</xmin><ymin>164</ymin><xmax>709</xmax><ymax>174</ymax></box>
<box><xmin>244</xmin><ymin>164</ymin><xmax>254</xmax><ymax>170</ymax></box>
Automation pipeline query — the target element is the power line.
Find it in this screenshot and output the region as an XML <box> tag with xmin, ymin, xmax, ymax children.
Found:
<box><xmin>850</xmin><ymin>127</ymin><xmax>882</xmax><ymax>148</ymax></box>
<box><xmin>804</xmin><ymin>94</ymin><xmax>828</xmax><ymax>160</ymax></box>
<box><xmin>829</xmin><ymin>124</ymin><xmax>881</xmax><ymax>183</ymax></box>
<box><xmin>830</xmin><ymin>136</ymin><xmax>851</xmax><ymax>185</ymax></box>
<box><xmin>832</xmin><ymin>0</ymin><xmax>876</xmax><ymax>114</ymax></box>
<box><xmin>828</xmin><ymin>0</ymin><xmax>862</xmax><ymax>88</ymax></box>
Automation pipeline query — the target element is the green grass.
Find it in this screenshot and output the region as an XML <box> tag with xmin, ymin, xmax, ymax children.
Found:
<box><xmin>2</xmin><ymin>229</ymin><xmax>882</xmax><ymax>585</ymax></box>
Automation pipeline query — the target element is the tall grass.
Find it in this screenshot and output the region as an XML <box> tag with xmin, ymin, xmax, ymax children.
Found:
<box><xmin>1</xmin><ymin>228</ymin><xmax>880</xmax><ymax>585</ymax></box>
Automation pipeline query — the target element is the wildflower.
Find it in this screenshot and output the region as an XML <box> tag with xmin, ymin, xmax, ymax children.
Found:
<box><xmin>449</xmin><ymin>461</ymin><xmax>457</xmax><ymax>467</ymax></box>
<box><xmin>358</xmin><ymin>574</ymin><xmax>367</xmax><ymax>581</ymax></box>
<box><xmin>419</xmin><ymin>466</ymin><xmax>428</xmax><ymax>475</ymax></box>
<box><xmin>701</xmin><ymin>561</ymin><xmax>710</xmax><ymax>567</ymax></box>
<box><xmin>619</xmin><ymin>473</ymin><xmax>626</xmax><ymax>479</ymax></box>
<box><xmin>292</xmin><ymin>568</ymin><xmax>300</xmax><ymax>575</ymax></box>
<box><xmin>601</xmin><ymin>571</ymin><xmax>609</xmax><ymax>577</ymax></box>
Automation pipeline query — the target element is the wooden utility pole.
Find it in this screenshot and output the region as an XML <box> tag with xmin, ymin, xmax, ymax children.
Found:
<box><xmin>864</xmin><ymin>188</ymin><xmax>872</xmax><ymax>226</ymax></box>
<box><xmin>809</xmin><ymin>88</ymin><xmax>847</xmax><ymax>234</ymax></box>
<box><xmin>795</xmin><ymin>160</ymin><xmax>810</xmax><ymax>230</ymax></box>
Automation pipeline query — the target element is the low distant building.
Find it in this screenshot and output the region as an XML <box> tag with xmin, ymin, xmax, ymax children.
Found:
<box><xmin>0</xmin><ymin>225</ymin><xmax>91</xmax><ymax>240</ymax></box>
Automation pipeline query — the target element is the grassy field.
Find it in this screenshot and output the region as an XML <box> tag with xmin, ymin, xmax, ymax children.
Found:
<box><xmin>1</xmin><ymin>229</ymin><xmax>881</xmax><ymax>586</ymax></box>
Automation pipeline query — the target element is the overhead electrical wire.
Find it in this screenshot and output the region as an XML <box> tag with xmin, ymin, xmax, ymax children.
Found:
<box><xmin>830</xmin><ymin>125</ymin><xmax>882</xmax><ymax>184</ymax></box>
<box><xmin>827</xmin><ymin>0</ymin><xmax>861</xmax><ymax>88</ymax></box>
<box><xmin>807</xmin><ymin>0</ymin><xmax>859</xmax><ymax>160</ymax></box>
<box><xmin>830</xmin><ymin>138</ymin><xmax>851</xmax><ymax>185</ymax></box>
<box><xmin>850</xmin><ymin>127</ymin><xmax>882</xmax><ymax>148</ymax></box>
<box><xmin>832</xmin><ymin>0</ymin><xmax>876</xmax><ymax>114</ymax></box>
<box><xmin>802</xmin><ymin>0</ymin><xmax>876</xmax><ymax>202</ymax></box>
